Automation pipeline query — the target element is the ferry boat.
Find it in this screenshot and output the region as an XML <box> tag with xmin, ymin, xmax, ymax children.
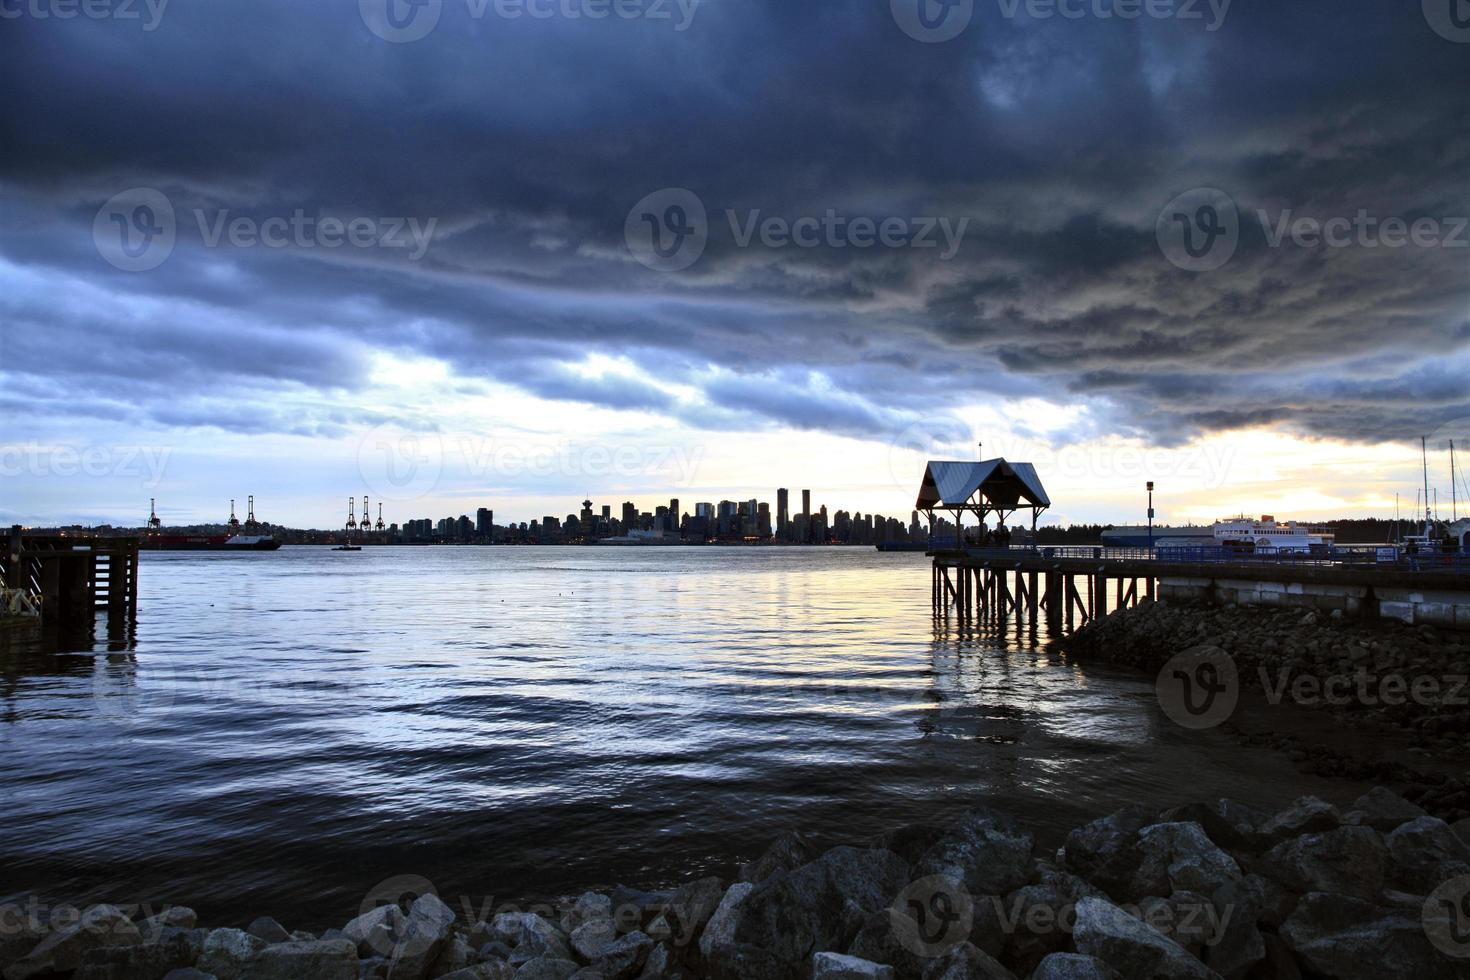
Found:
<box><xmin>141</xmin><ymin>533</ymin><xmax>282</xmax><ymax>551</ymax></box>
<box><xmin>1213</xmin><ymin>516</ymin><xmax>1333</xmax><ymax>553</ymax></box>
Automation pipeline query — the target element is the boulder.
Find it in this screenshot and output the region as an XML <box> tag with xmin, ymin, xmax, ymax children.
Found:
<box><xmin>871</xmin><ymin>825</ymin><xmax>950</xmax><ymax>869</ymax></box>
<box><xmin>609</xmin><ymin>888</ymin><xmax>672</xmax><ymax>935</ymax></box>
<box><xmin>1279</xmin><ymin>892</ymin><xmax>1457</xmax><ymax>980</ymax></box>
<box><xmin>916</xmin><ymin>942</ymin><xmax>1015</xmax><ymax>980</ymax></box>
<box><xmin>144</xmin><ymin>907</ymin><xmax>199</xmax><ymax>935</ymax></box>
<box><xmin>739</xmin><ymin>830</ymin><xmax>821</xmax><ymax>885</ymax></box>
<box><xmin>1071</xmin><ymin>897</ymin><xmax>1219</xmax><ymax>980</ymax></box>
<box><xmin>75</xmin><ymin>930</ymin><xmax>200</xmax><ymax>980</ymax></box>
<box><xmin>570</xmin><ymin>918</ymin><xmax>618</xmax><ymax>961</ymax></box>
<box><xmin>514</xmin><ymin>959</ymin><xmax>579</xmax><ymax>980</ymax></box>
<box><xmin>343</xmin><ymin>905</ymin><xmax>408</xmax><ymax>959</ymax></box>
<box><xmin>1028</xmin><ymin>953</ymin><xmax>1122</xmax><ymax>980</ymax></box>
<box><xmin>1258</xmin><ymin>797</ymin><xmax>1341</xmax><ymax>843</ymax></box>
<box><xmin>1124</xmin><ymin>823</ymin><xmax>1242</xmax><ymax>901</ymax></box>
<box><xmin>697</xmin><ymin>883</ymin><xmax>753</xmax><ymax>962</ymax></box>
<box><xmin>587</xmin><ymin>930</ymin><xmax>652</xmax><ymax>980</ymax></box>
<box><xmin>1385</xmin><ymin>816</ymin><xmax>1470</xmax><ymax>895</ymax></box>
<box><xmin>1157</xmin><ymin>801</ymin><xmax>1266</xmax><ymax>851</ymax></box>
<box><xmin>0</xmin><ymin>913</ymin><xmax>50</xmax><ymax>968</ymax></box>
<box><xmin>1060</xmin><ymin>806</ymin><xmax>1154</xmax><ymax>892</ymax></box>
<box><xmin>1343</xmin><ymin>788</ymin><xmax>1427</xmax><ymax>833</ymax></box>
<box><xmin>432</xmin><ymin>934</ymin><xmax>477</xmax><ymax>976</ymax></box>
<box><xmin>1264</xmin><ymin>827</ymin><xmax>1388</xmax><ymax>901</ymax></box>
<box><xmin>246</xmin><ymin>917</ymin><xmax>292</xmax><ymax>945</ymax></box>
<box><xmin>4</xmin><ymin>905</ymin><xmax>143</xmax><ymax>979</ymax></box>
<box><xmin>390</xmin><ymin>893</ymin><xmax>458</xmax><ymax>980</ymax></box>
<box><xmin>161</xmin><ymin>971</ymin><xmax>218</xmax><ymax>980</ymax></box>
<box><xmin>196</xmin><ymin>928</ymin><xmax>269</xmax><ymax>980</ymax></box>
<box><xmin>561</xmin><ymin>894</ymin><xmax>613</xmax><ymax>934</ymax></box>
<box><xmin>438</xmin><ymin>964</ymin><xmax>517</xmax><ymax>980</ymax></box>
<box><xmin>637</xmin><ymin>942</ymin><xmax>672</xmax><ymax>979</ymax></box>
<box><xmin>811</xmin><ymin>951</ymin><xmax>895</xmax><ymax>979</ymax></box>
<box><xmin>1452</xmin><ymin>818</ymin><xmax>1470</xmax><ymax>848</ymax></box>
<box><xmin>1200</xmin><ymin>876</ymin><xmax>1265</xmax><ymax>978</ymax></box>
<box><xmin>917</xmin><ymin>812</ymin><xmax>1035</xmax><ymax>897</ymax></box>
<box><xmin>646</xmin><ymin>876</ymin><xmax>724</xmax><ymax>949</ymax></box>
<box><xmin>706</xmin><ymin>847</ymin><xmax>909</xmax><ymax>979</ymax></box>
<box><xmin>245</xmin><ymin>938</ymin><xmax>357</xmax><ymax>980</ymax></box>
<box><xmin>996</xmin><ymin>869</ymin><xmax>1098</xmax><ymax>972</ymax></box>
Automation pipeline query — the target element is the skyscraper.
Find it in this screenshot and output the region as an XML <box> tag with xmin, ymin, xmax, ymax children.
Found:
<box><xmin>777</xmin><ymin>488</ymin><xmax>789</xmax><ymax>536</ymax></box>
<box><xmin>669</xmin><ymin>498</ymin><xmax>680</xmax><ymax>535</ymax></box>
<box><xmin>802</xmin><ymin>489</ymin><xmax>811</xmax><ymax>542</ymax></box>
<box><xmin>476</xmin><ymin>507</ymin><xmax>494</xmax><ymax>542</ymax></box>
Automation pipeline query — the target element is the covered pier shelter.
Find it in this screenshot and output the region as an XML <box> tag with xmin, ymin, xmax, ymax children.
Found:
<box><xmin>916</xmin><ymin>457</ymin><xmax>1051</xmax><ymax>545</ymax></box>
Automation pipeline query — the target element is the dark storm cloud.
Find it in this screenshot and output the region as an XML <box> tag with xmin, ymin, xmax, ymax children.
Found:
<box><xmin>1</xmin><ymin>0</ymin><xmax>1467</xmax><ymax>447</ymax></box>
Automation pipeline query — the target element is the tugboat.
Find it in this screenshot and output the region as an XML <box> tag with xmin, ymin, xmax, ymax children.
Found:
<box><xmin>140</xmin><ymin>497</ymin><xmax>283</xmax><ymax>551</ymax></box>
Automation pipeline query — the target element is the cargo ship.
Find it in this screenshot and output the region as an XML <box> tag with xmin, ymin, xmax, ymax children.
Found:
<box><xmin>140</xmin><ymin>497</ymin><xmax>283</xmax><ymax>551</ymax></box>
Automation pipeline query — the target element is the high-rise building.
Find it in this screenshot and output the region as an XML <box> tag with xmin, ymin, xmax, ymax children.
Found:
<box><xmin>476</xmin><ymin>507</ymin><xmax>494</xmax><ymax>540</ymax></box>
<box><xmin>801</xmin><ymin>489</ymin><xmax>812</xmax><ymax>542</ymax></box>
<box><xmin>622</xmin><ymin>501</ymin><xmax>638</xmax><ymax>531</ymax></box>
<box><xmin>776</xmin><ymin>488</ymin><xmax>789</xmax><ymax>536</ymax></box>
<box><xmin>669</xmin><ymin>498</ymin><xmax>679</xmax><ymax>534</ymax></box>
<box><xmin>580</xmin><ymin>499</ymin><xmax>594</xmax><ymax>538</ymax></box>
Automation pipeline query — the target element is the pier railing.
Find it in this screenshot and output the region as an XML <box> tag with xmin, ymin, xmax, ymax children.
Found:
<box><xmin>934</xmin><ymin>543</ymin><xmax>1468</xmax><ymax>573</ymax></box>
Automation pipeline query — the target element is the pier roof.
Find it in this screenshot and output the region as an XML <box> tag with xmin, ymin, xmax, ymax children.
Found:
<box><xmin>916</xmin><ymin>459</ymin><xmax>1051</xmax><ymax>510</ymax></box>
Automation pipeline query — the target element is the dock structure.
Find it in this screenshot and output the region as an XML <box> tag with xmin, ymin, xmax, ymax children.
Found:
<box><xmin>931</xmin><ymin>547</ymin><xmax>1470</xmax><ymax>633</ymax></box>
<box><xmin>2</xmin><ymin>526</ymin><xmax>140</xmax><ymax>629</ymax></box>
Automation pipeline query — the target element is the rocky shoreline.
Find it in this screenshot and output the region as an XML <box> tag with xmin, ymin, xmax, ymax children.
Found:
<box><xmin>5</xmin><ymin>788</ymin><xmax>1470</xmax><ymax>979</ymax></box>
<box><xmin>1052</xmin><ymin>599</ymin><xmax>1470</xmax><ymax>822</ymax></box>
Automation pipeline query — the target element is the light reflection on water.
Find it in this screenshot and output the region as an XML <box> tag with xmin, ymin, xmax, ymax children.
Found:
<box><xmin>0</xmin><ymin>546</ymin><xmax>1368</xmax><ymax>928</ymax></box>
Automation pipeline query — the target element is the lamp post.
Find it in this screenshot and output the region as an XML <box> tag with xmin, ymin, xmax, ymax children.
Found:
<box><xmin>1147</xmin><ymin>481</ymin><xmax>1155</xmax><ymax>552</ymax></box>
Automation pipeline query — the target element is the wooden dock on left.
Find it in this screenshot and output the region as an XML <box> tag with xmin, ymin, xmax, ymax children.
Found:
<box><xmin>2</xmin><ymin>526</ymin><xmax>139</xmax><ymax>628</ymax></box>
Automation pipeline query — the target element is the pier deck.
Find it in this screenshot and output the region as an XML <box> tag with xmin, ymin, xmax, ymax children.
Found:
<box><xmin>930</xmin><ymin>547</ymin><xmax>1470</xmax><ymax>632</ymax></box>
<box><xmin>2</xmin><ymin>527</ymin><xmax>139</xmax><ymax>629</ymax></box>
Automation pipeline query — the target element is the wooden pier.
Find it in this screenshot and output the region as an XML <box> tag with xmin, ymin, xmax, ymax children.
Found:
<box><xmin>932</xmin><ymin>549</ymin><xmax>1470</xmax><ymax>632</ymax></box>
<box><xmin>2</xmin><ymin>526</ymin><xmax>139</xmax><ymax>629</ymax></box>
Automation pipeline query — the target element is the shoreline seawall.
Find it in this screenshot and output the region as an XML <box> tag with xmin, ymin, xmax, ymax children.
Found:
<box><xmin>5</xmin><ymin>787</ymin><xmax>1470</xmax><ymax>980</ymax></box>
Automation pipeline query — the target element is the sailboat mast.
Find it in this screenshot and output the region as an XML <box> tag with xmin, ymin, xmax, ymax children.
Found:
<box><xmin>1452</xmin><ymin>439</ymin><xmax>1458</xmax><ymax>522</ymax></box>
<box><xmin>1422</xmin><ymin>435</ymin><xmax>1432</xmax><ymax>534</ymax></box>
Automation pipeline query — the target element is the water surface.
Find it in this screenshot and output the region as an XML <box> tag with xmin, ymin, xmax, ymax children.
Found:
<box><xmin>0</xmin><ymin>546</ymin><xmax>1369</xmax><ymax>928</ymax></box>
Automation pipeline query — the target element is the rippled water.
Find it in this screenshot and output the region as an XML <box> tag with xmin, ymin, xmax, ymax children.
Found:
<box><xmin>0</xmin><ymin>546</ymin><xmax>1370</xmax><ymax>929</ymax></box>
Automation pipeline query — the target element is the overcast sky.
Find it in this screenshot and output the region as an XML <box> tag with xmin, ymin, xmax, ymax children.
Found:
<box><xmin>3</xmin><ymin>0</ymin><xmax>1468</xmax><ymax>528</ymax></box>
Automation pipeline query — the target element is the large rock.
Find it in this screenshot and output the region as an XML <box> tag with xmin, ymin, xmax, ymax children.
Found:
<box><xmin>646</xmin><ymin>876</ymin><xmax>724</xmax><ymax>949</ymax></box>
<box><xmin>246</xmin><ymin>938</ymin><xmax>358</xmax><ymax>980</ymax></box>
<box><xmin>5</xmin><ymin>905</ymin><xmax>143</xmax><ymax>979</ymax></box>
<box><xmin>343</xmin><ymin>905</ymin><xmax>408</xmax><ymax>959</ymax></box>
<box><xmin>74</xmin><ymin>930</ymin><xmax>200</xmax><ymax>980</ymax></box>
<box><xmin>1280</xmin><ymin>891</ymin><xmax>1459</xmax><ymax>980</ymax></box>
<box><xmin>697</xmin><ymin>883</ymin><xmax>753</xmax><ymax>962</ymax></box>
<box><xmin>1385</xmin><ymin>816</ymin><xmax>1470</xmax><ymax>895</ymax></box>
<box><xmin>1061</xmin><ymin>806</ymin><xmax>1154</xmax><ymax>892</ymax></box>
<box><xmin>570</xmin><ymin>918</ymin><xmax>618</xmax><ymax>961</ymax></box>
<box><xmin>1258</xmin><ymin>797</ymin><xmax>1341</xmax><ymax>844</ymax></box>
<box><xmin>996</xmin><ymin>869</ymin><xmax>1098</xmax><ymax>973</ymax></box>
<box><xmin>587</xmin><ymin>930</ymin><xmax>652</xmax><ymax>980</ymax></box>
<box><xmin>1343</xmin><ymin>788</ymin><xmax>1427</xmax><ymax>833</ymax></box>
<box><xmin>196</xmin><ymin>928</ymin><xmax>269</xmax><ymax>980</ymax></box>
<box><xmin>514</xmin><ymin>958</ymin><xmax>579</xmax><ymax>980</ymax></box>
<box><xmin>917</xmin><ymin>812</ymin><xmax>1035</xmax><ymax>898</ymax></box>
<box><xmin>916</xmin><ymin>942</ymin><xmax>1015</xmax><ymax>980</ymax></box>
<box><xmin>1028</xmin><ymin>953</ymin><xmax>1122</xmax><ymax>980</ymax></box>
<box><xmin>739</xmin><ymin>830</ymin><xmax>821</xmax><ymax>885</ymax></box>
<box><xmin>1200</xmin><ymin>876</ymin><xmax>1266</xmax><ymax>978</ymax></box>
<box><xmin>246</xmin><ymin>918</ymin><xmax>291</xmax><ymax>945</ymax></box>
<box><xmin>390</xmin><ymin>893</ymin><xmax>457</xmax><ymax>980</ymax></box>
<box><xmin>437</xmin><ymin>965</ymin><xmax>516</xmax><ymax>980</ymax></box>
<box><xmin>1124</xmin><ymin>823</ymin><xmax>1242</xmax><ymax>901</ymax></box>
<box><xmin>707</xmin><ymin>847</ymin><xmax>910</xmax><ymax>979</ymax></box>
<box><xmin>1264</xmin><ymin>827</ymin><xmax>1388</xmax><ymax>901</ymax></box>
<box><xmin>1157</xmin><ymin>801</ymin><xmax>1266</xmax><ymax>851</ymax></box>
<box><xmin>811</xmin><ymin>951</ymin><xmax>894</xmax><ymax>979</ymax></box>
<box><xmin>1071</xmin><ymin>897</ymin><xmax>1219</xmax><ymax>980</ymax></box>
<box><xmin>560</xmin><ymin>894</ymin><xmax>613</xmax><ymax>934</ymax></box>
<box><xmin>143</xmin><ymin>907</ymin><xmax>199</xmax><ymax>936</ymax></box>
